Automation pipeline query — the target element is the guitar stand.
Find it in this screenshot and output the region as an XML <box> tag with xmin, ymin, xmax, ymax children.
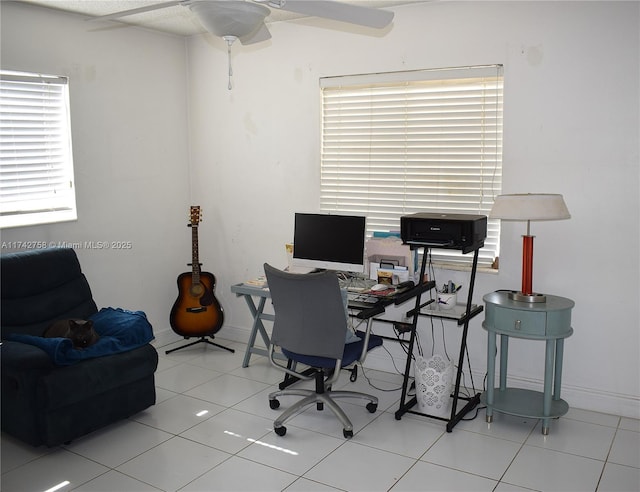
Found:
<box><xmin>165</xmin><ymin>336</ymin><xmax>235</xmax><ymax>355</ymax></box>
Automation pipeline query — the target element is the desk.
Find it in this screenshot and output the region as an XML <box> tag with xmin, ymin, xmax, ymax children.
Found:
<box><xmin>481</xmin><ymin>291</ymin><xmax>574</xmax><ymax>435</ymax></box>
<box><xmin>230</xmin><ymin>283</ymin><xmax>277</xmax><ymax>367</ymax></box>
<box><xmin>230</xmin><ymin>281</ymin><xmax>429</xmax><ymax>368</ymax></box>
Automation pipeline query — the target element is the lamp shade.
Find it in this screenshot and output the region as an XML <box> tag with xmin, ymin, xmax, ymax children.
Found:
<box><xmin>489</xmin><ymin>193</ymin><xmax>570</xmax><ymax>221</ymax></box>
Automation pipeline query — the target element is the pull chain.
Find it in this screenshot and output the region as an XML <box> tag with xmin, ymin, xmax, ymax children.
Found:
<box><xmin>223</xmin><ymin>36</ymin><xmax>237</xmax><ymax>90</ymax></box>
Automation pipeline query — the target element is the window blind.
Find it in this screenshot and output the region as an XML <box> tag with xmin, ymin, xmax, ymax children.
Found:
<box><xmin>0</xmin><ymin>71</ymin><xmax>77</xmax><ymax>228</ymax></box>
<box><xmin>320</xmin><ymin>65</ymin><xmax>503</xmax><ymax>268</ymax></box>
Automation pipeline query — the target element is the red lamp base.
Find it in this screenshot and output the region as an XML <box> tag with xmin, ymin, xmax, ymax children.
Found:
<box><xmin>508</xmin><ymin>234</ymin><xmax>547</xmax><ymax>303</ymax></box>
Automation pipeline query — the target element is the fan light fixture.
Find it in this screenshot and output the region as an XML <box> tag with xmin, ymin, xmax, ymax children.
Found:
<box><xmin>189</xmin><ymin>1</ymin><xmax>271</xmax><ymax>89</ymax></box>
<box><xmin>490</xmin><ymin>193</ymin><xmax>570</xmax><ymax>303</ymax></box>
<box><xmin>189</xmin><ymin>1</ymin><xmax>269</xmax><ymax>40</ymax></box>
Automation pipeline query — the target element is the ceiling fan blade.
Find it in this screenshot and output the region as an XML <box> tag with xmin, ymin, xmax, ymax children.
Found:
<box><xmin>88</xmin><ymin>1</ymin><xmax>186</xmax><ymax>22</ymax></box>
<box><xmin>263</xmin><ymin>0</ymin><xmax>394</xmax><ymax>29</ymax></box>
<box><xmin>239</xmin><ymin>23</ymin><xmax>272</xmax><ymax>44</ymax></box>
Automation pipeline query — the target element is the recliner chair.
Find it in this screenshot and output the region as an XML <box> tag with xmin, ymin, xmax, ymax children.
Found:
<box><xmin>1</xmin><ymin>248</ymin><xmax>158</xmax><ymax>447</ymax></box>
<box><xmin>263</xmin><ymin>263</ymin><xmax>383</xmax><ymax>438</ymax></box>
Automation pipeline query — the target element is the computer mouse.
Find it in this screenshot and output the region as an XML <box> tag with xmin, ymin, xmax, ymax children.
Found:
<box><xmin>371</xmin><ymin>283</ymin><xmax>390</xmax><ymax>292</ymax></box>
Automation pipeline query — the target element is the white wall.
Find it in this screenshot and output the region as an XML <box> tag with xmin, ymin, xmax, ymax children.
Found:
<box><xmin>2</xmin><ymin>1</ymin><xmax>638</xmax><ymax>419</ymax></box>
<box><xmin>187</xmin><ymin>1</ymin><xmax>639</xmax><ymax>418</ymax></box>
<box><xmin>1</xmin><ymin>2</ymin><xmax>191</xmax><ymax>334</ymax></box>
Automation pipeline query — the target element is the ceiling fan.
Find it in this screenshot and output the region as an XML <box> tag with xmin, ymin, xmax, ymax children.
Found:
<box><xmin>91</xmin><ymin>1</ymin><xmax>395</xmax><ymax>46</ymax></box>
<box><xmin>91</xmin><ymin>1</ymin><xmax>394</xmax><ymax>89</ymax></box>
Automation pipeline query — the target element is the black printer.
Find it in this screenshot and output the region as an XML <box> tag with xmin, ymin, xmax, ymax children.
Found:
<box><xmin>400</xmin><ymin>213</ymin><xmax>487</xmax><ymax>254</ymax></box>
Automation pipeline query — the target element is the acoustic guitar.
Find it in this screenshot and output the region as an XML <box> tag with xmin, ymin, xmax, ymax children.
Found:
<box><xmin>169</xmin><ymin>206</ymin><xmax>224</xmax><ymax>339</ymax></box>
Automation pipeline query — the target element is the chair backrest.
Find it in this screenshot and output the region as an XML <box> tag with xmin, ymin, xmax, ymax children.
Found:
<box><xmin>264</xmin><ymin>263</ymin><xmax>347</xmax><ymax>360</ymax></box>
<box><xmin>1</xmin><ymin>248</ymin><xmax>98</xmax><ymax>338</ymax></box>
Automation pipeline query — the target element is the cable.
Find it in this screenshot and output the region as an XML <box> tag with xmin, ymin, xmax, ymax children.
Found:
<box><xmin>360</xmin><ymin>363</ymin><xmax>403</xmax><ymax>393</ymax></box>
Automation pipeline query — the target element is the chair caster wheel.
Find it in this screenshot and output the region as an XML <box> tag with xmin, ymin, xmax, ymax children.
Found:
<box><xmin>274</xmin><ymin>426</ymin><xmax>287</xmax><ymax>436</ymax></box>
<box><xmin>366</xmin><ymin>402</ymin><xmax>377</xmax><ymax>413</ymax></box>
<box><xmin>269</xmin><ymin>399</ymin><xmax>280</xmax><ymax>410</ymax></box>
<box><xmin>343</xmin><ymin>429</ymin><xmax>353</xmax><ymax>438</ymax></box>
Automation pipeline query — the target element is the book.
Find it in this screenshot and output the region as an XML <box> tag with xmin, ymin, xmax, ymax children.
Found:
<box><xmin>244</xmin><ymin>276</ymin><xmax>267</xmax><ymax>287</ymax></box>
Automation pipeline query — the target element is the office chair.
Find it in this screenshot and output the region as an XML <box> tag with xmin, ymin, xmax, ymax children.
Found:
<box><xmin>263</xmin><ymin>263</ymin><xmax>383</xmax><ymax>438</ymax></box>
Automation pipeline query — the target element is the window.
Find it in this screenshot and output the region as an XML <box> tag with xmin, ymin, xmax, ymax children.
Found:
<box><xmin>0</xmin><ymin>70</ymin><xmax>77</xmax><ymax>228</ymax></box>
<box><xmin>320</xmin><ymin>65</ymin><xmax>503</xmax><ymax>268</ymax></box>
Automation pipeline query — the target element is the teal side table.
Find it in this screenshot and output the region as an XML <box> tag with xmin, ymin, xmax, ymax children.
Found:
<box><xmin>481</xmin><ymin>291</ymin><xmax>574</xmax><ymax>435</ymax></box>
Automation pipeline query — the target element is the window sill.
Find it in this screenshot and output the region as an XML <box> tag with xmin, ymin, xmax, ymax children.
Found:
<box><xmin>0</xmin><ymin>210</ymin><xmax>77</xmax><ymax>229</ymax></box>
<box><xmin>430</xmin><ymin>261</ymin><xmax>499</xmax><ymax>275</ymax></box>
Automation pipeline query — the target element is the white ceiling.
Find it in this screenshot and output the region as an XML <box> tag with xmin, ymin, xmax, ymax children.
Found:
<box><xmin>17</xmin><ymin>0</ymin><xmax>418</xmax><ymax>37</ymax></box>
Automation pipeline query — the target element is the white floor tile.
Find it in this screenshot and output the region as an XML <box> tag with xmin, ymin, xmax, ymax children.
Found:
<box><xmin>0</xmin><ymin>448</ymin><xmax>109</xmax><ymax>492</ymax></box>
<box><xmin>176</xmin><ymin>342</ymin><xmax>245</xmax><ymax>372</ymax></box>
<box><xmin>131</xmin><ymin>393</ymin><xmax>226</xmax><ymax>434</ymax></box>
<box><xmin>597</xmin><ymin>462</ymin><xmax>640</xmax><ymax>492</ymax></box>
<box><xmin>230</xmin><ymin>358</ymin><xmax>288</xmax><ymax>385</ymax></box>
<box><xmin>180</xmin><ymin>408</ymin><xmax>274</xmax><ymax>454</ymax></box>
<box><xmin>526</xmin><ymin>417</ymin><xmax>617</xmax><ymax>461</ymax></box>
<box><xmin>184</xmin><ymin>373</ymin><xmax>271</xmax><ymax>407</ymax></box>
<box><xmin>284</xmin><ymin>477</ymin><xmax>344</xmax><ymax>491</ymax></box>
<box><xmin>231</xmin><ymin>385</ymin><xmax>282</xmax><ymax>417</ymax></box>
<box><xmin>64</xmin><ymin>420</ymin><xmax>172</xmax><ymax>468</ymax></box>
<box><xmin>238</xmin><ymin>426</ymin><xmax>344</xmax><ymax>475</ymax></box>
<box><xmin>286</xmin><ymin>399</ymin><xmax>379</xmax><ymax>439</ymax></box>
<box><xmin>565</xmin><ymin>407</ymin><xmax>621</xmax><ymax>428</ymax></box>
<box><xmin>356</xmin><ymin>411</ymin><xmax>445</xmax><ymax>458</ymax></box>
<box><xmin>303</xmin><ymin>441</ymin><xmax>415</xmax><ymax>491</ymax></box>
<box><xmin>608</xmin><ymin>428</ymin><xmax>640</xmax><ymax>468</ymax></box>
<box><xmin>154</xmin><ymin>386</ymin><xmax>178</xmax><ymax>404</ymax></box>
<box><xmin>155</xmin><ymin>354</ymin><xmax>182</xmax><ymax>373</ymax></box>
<box><xmin>503</xmin><ymin>445</ymin><xmax>604</xmax><ymax>492</ymax></box>
<box><xmin>180</xmin><ymin>455</ymin><xmax>297</xmax><ymax>491</ymax></box>
<box><xmin>390</xmin><ymin>460</ymin><xmax>497</xmax><ymax>492</ymax></box>
<box><xmin>72</xmin><ymin>470</ymin><xmax>163</xmax><ymax>491</ymax></box>
<box><xmin>116</xmin><ymin>436</ymin><xmax>231</xmax><ymax>491</ymax></box>
<box><xmin>493</xmin><ymin>482</ymin><xmax>537</xmax><ymax>491</ymax></box>
<box><xmin>0</xmin><ymin>434</ymin><xmax>52</xmax><ymax>474</ymax></box>
<box><xmin>154</xmin><ymin>361</ymin><xmax>222</xmax><ymax>393</ymax></box>
<box><xmin>421</xmin><ymin>428</ymin><xmax>521</xmax><ymax>480</ymax></box>
<box><xmin>456</xmin><ymin>410</ymin><xmax>538</xmax><ymax>443</ymax></box>
<box><xmin>619</xmin><ymin>416</ymin><xmax>640</xmax><ymax>432</ymax></box>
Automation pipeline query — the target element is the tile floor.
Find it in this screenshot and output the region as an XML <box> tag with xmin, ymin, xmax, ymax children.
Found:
<box><xmin>2</xmin><ymin>337</ymin><xmax>639</xmax><ymax>492</ymax></box>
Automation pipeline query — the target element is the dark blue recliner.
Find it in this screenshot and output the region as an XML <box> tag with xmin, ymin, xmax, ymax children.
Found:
<box><xmin>1</xmin><ymin>248</ymin><xmax>158</xmax><ymax>447</ymax></box>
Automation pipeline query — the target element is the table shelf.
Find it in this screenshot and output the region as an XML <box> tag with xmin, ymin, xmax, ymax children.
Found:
<box><xmin>481</xmin><ymin>388</ymin><xmax>569</xmax><ymax>420</ymax></box>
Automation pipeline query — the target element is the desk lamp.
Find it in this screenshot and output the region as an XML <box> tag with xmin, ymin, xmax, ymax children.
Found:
<box><xmin>490</xmin><ymin>193</ymin><xmax>570</xmax><ymax>303</ymax></box>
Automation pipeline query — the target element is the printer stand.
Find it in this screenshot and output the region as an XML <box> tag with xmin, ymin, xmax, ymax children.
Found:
<box><xmin>394</xmin><ymin>245</ymin><xmax>483</xmax><ymax>432</ymax></box>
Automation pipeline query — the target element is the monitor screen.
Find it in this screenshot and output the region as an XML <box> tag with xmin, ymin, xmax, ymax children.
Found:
<box><xmin>292</xmin><ymin>213</ymin><xmax>366</xmax><ymax>273</ymax></box>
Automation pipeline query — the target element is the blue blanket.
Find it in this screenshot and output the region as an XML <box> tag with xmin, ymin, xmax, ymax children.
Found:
<box><xmin>7</xmin><ymin>308</ymin><xmax>154</xmax><ymax>366</ymax></box>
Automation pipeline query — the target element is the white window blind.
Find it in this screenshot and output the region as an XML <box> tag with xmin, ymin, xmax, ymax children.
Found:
<box><xmin>0</xmin><ymin>70</ymin><xmax>77</xmax><ymax>228</ymax></box>
<box><xmin>320</xmin><ymin>65</ymin><xmax>503</xmax><ymax>268</ymax></box>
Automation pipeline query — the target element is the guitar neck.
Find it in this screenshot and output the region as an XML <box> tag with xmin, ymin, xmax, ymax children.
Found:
<box><xmin>191</xmin><ymin>224</ymin><xmax>201</xmax><ymax>284</ymax></box>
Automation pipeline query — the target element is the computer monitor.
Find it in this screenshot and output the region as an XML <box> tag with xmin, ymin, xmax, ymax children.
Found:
<box><xmin>292</xmin><ymin>213</ymin><xmax>366</xmax><ymax>273</ymax></box>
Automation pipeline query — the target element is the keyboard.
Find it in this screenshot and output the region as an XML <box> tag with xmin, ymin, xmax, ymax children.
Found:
<box><xmin>339</xmin><ymin>277</ymin><xmax>376</xmax><ymax>293</ymax></box>
<box><xmin>347</xmin><ymin>292</ymin><xmax>382</xmax><ymax>305</ymax></box>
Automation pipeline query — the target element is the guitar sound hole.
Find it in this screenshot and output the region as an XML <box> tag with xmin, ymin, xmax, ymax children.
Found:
<box><xmin>190</xmin><ymin>283</ymin><xmax>205</xmax><ymax>297</ymax></box>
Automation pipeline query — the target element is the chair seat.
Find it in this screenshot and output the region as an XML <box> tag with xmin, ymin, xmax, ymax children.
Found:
<box><xmin>282</xmin><ymin>330</ymin><xmax>383</xmax><ymax>368</ymax></box>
